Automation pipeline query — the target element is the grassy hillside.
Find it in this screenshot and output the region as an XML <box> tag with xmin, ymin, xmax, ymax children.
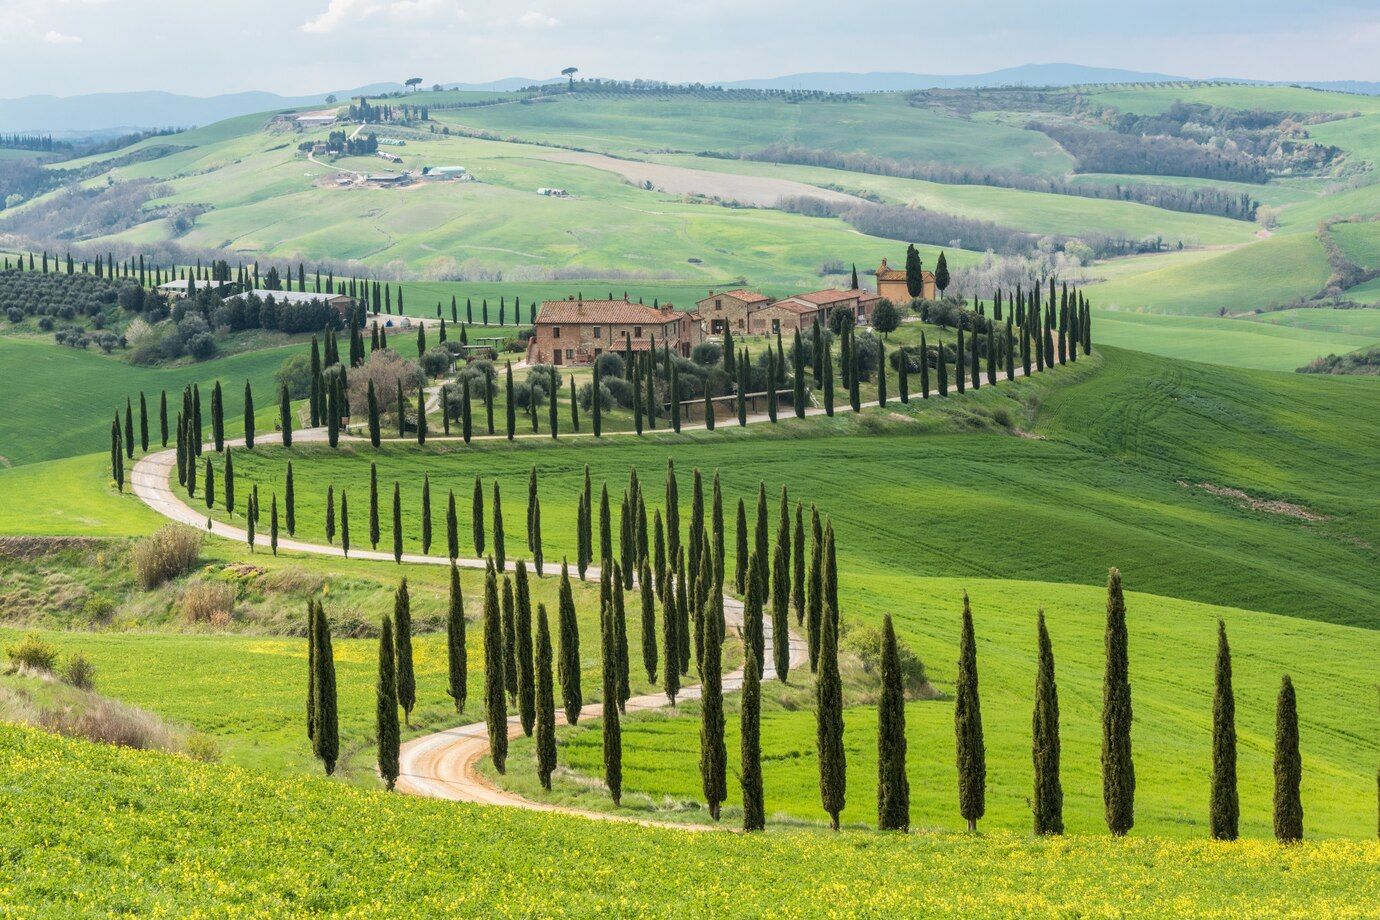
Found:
<box><xmin>0</xmin><ymin>336</ymin><xmax>294</xmax><ymax>467</ymax></box>
<box><xmin>6</xmin><ymin>725</ymin><xmax>1373</xmax><ymax>917</ymax></box>
<box><xmin>197</xmin><ymin>348</ymin><xmax>1378</xmax><ymax>627</ymax></box>
<box><xmin>502</xmin><ymin>575</ymin><xmax>1378</xmax><ymax>839</ymax></box>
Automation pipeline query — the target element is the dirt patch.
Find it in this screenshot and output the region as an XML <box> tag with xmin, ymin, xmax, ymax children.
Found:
<box><xmin>0</xmin><ymin>537</ymin><xmax>107</xmax><ymax>561</ymax></box>
<box><xmin>1179</xmin><ymin>481</ymin><xmax>1327</xmax><ymax>522</ymax></box>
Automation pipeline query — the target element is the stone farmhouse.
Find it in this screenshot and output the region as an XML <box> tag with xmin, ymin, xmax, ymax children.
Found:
<box><xmin>696</xmin><ymin>289</ymin><xmax>773</xmax><ymax>335</ymax></box>
<box><xmin>748</xmin><ymin>289</ymin><xmax>881</xmax><ymax>335</ymax></box>
<box><xmin>526</xmin><ymin>298</ymin><xmax>704</xmax><ymax>367</ymax></box>
<box><xmin>875</xmin><ymin>257</ymin><xmax>936</xmax><ymax>302</ymax></box>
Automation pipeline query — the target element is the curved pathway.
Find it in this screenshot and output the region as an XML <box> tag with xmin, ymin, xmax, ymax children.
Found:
<box><xmin>131</xmin><ymin>436</ymin><xmax>806</xmax><ymax>826</ymax></box>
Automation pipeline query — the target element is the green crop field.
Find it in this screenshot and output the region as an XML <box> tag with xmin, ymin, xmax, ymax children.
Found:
<box><xmin>7</xmin><ymin>725</ymin><xmax>1374</xmax><ymax>918</ymax></box>
<box><xmin>0</xmin><ymin>336</ymin><xmax>297</xmax><ymax>467</ymax></box>
<box><xmin>497</xmin><ymin>575</ymin><xmax>1376</xmax><ymax>839</ymax></box>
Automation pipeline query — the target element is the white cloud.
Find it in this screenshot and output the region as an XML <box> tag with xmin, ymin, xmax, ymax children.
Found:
<box><xmin>43</xmin><ymin>29</ymin><xmax>81</xmax><ymax>43</ymax></box>
<box><xmin>300</xmin><ymin>0</ymin><xmax>465</xmax><ymax>33</ymax></box>
<box><xmin>518</xmin><ymin>10</ymin><xmax>558</xmax><ymax>29</ymax></box>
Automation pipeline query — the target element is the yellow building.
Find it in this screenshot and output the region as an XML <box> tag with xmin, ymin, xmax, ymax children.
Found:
<box><xmin>875</xmin><ymin>257</ymin><xmax>936</xmax><ymax>302</ymax></box>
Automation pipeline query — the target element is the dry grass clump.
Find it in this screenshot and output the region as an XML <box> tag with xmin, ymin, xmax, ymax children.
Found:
<box><xmin>180</xmin><ymin>581</ymin><xmax>235</xmax><ymax>627</ymax></box>
<box><xmin>132</xmin><ymin>525</ymin><xmax>203</xmax><ymax>589</ymax></box>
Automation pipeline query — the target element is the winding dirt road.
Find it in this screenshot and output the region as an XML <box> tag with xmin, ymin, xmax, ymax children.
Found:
<box><xmin>131</xmin><ymin>433</ymin><xmax>805</xmax><ymax>824</ymax></box>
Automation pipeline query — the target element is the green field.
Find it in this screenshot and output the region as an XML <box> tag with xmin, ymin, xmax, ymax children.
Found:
<box><xmin>0</xmin><ymin>336</ymin><xmax>297</xmax><ymax>467</ymax></box>
<box><xmin>8</xmin><ymin>725</ymin><xmax>1374</xmax><ymax>918</ymax></box>
<box><xmin>498</xmin><ymin>575</ymin><xmax>1377</xmax><ymax>839</ymax></box>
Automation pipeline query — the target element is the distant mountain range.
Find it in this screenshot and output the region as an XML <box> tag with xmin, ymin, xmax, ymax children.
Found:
<box><xmin>3</xmin><ymin>65</ymin><xmax>1375</xmax><ymax>135</ymax></box>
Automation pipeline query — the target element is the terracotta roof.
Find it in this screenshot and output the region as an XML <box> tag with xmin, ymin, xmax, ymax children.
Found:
<box><xmin>876</xmin><ymin>267</ymin><xmax>935</xmax><ymax>282</ymax></box>
<box><xmin>709</xmin><ymin>289</ymin><xmax>771</xmax><ymax>304</ymax></box>
<box><xmin>536</xmin><ymin>299</ymin><xmax>681</xmax><ymax>325</ymax></box>
<box><xmin>768</xmin><ymin>299</ymin><xmax>826</xmax><ymax>315</ymax></box>
<box><xmin>788</xmin><ymin>289</ymin><xmax>858</xmax><ymax>306</ymax></box>
<box><xmin>849</xmin><ymin>289</ymin><xmax>882</xmax><ymax>303</ymax></box>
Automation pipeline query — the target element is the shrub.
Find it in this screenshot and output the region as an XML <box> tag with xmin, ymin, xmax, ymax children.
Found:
<box><xmin>577</xmin><ymin>381</ymin><xmax>613</xmax><ymax>412</ymax></box>
<box><xmin>180</xmin><ymin>581</ymin><xmax>236</xmax><ymax>627</ymax></box>
<box><xmin>132</xmin><ymin>525</ymin><xmax>203</xmax><ymax>589</ymax></box>
<box><xmin>594</xmin><ymin>351</ymin><xmax>625</xmax><ymax>379</ymax></box>
<box><xmin>184</xmin><ymin>732</ymin><xmax>221</xmax><ymax>763</ymax></box>
<box><xmin>5</xmin><ymin>307</ymin><xmax>21</xmax><ymax>324</ymax></box>
<box><xmin>841</xmin><ymin>621</ymin><xmax>928</xmax><ymax>697</ymax></box>
<box><xmin>6</xmin><ymin>634</ymin><xmax>59</xmax><ymax>673</ymax></box>
<box><xmin>80</xmin><ymin>594</ymin><xmax>116</xmax><ymax>625</ymax></box>
<box><xmin>691</xmin><ymin>341</ymin><xmax>723</xmax><ymax>366</ymax></box>
<box><xmin>37</xmin><ymin>700</ymin><xmax>177</xmax><ymax>752</ymax></box>
<box><xmin>602</xmin><ymin>376</ymin><xmax>634</xmax><ymax>408</ymax></box>
<box><xmin>63</xmin><ymin>653</ymin><xmax>97</xmax><ymax>691</ymax></box>
<box><xmin>420</xmin><ymin>346</ymin><xmax>452</xmax><ymax>378</ymax></box>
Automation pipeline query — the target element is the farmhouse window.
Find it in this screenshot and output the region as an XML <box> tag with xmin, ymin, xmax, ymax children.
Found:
<box><xmin>553</xmin><ymin>326</ymin><xmax>561</xmax><ymax>339</ymax></box>
<box><xmin>594</xmin><ymin>327</ymin><xmax>602</xmax><ymax>339</ymax></box>
<box><xmin>634</xmin><ymin>326</ymin><xmax>642</xmax><ymax>337</ymax></box>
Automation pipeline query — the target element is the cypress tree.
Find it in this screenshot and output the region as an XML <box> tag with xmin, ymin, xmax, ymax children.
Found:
<box><xmin>446</xmin><ymin>564</ymin><xmax>467</xmax><ymax>712</ymax></box>
<box><xmin>556</xmin><ymin>563</ymin><xmax>582</xmax><ymax>726</ymax></box>
<box><xmin>367</xmin><ymin>380</ymin><xmax>381</xmax><ymax>446</ymax></box>
<box><xmin>955</xmin><ymin>592</ymin><xmax>986</xmax><ymax>832</ymax></box>
<box><xmin>312</xmin><ymin>601</ymin><xmax>339</xmax><ymax>775</ymax></box>
<box><xmin>243</xmin><ymin>380</ymin><xmax>255</xmax><ymax>449</ymax></box>
<box><xmin>612</xmin><ymin>561</ymin><xmax>631</xmax><ymax>709</ymax></box>
<box><xmin>534</xmin><ymin>602</ymin><xmax>557</xmax><ymax>790</ymax></box>
<box><xmin>472</xmin><ymin>476</ymin><xmax>485</xmax><ymax>556</ymax></box>
<box><xmin>822</xmin><ymin>338</ymin><xmax>834</xmax><ymax>416</ymax></box>
<box><xmin>211</xmin><ymin>382</ymin><xmax>225</xmax><ymax>452</ymax></box>
<box><xmin>937</xmin><ymin>336</ymin><xmax>949</xmax><ymax>397</ymax></box>
<box><xmin>392</xmin><ymin>481</ymin><xmax>403</xmax><ymax>563</ymax></box>
<box><xmin>482</xmin><ymin>563</ymin><xmax>509</xmax><ymax>773</ymax></box>
<box><xmin>501</xmin><ymin>575</ymin><xmax>517</xmax><ymax>703</ymax></box>
<box><xmin>807</xmin><ymin>506</ymin><xmax>823</xmax><ymax>671</ymax></box>
<box><xmin>599</xmin><ymin>484</ymin><xmax>613</xmax><ymax>568</ymax></box>
<box><xmin>1032</xmin><ymin>609</ymin><xmax>1064</xmax><ymax>836</ymax></box>
<box><xmin>698</xmin><ymin>575</ymin><xmax>725</xmax><ymax>819</ymax></box>
<box><xmin>771</xmin><ymin>537</ymin><xmax>789</xmax><ymax>682</ymax></box>
<box><xmin>639</xmin><ymin>557</ymin><xmax>658</xmax><ymax>683</ymax></box>
<box><xmin>204</xmin><ymin>457</ymin><xmax>215</xmax><ymax>509</ymax></box>
<box><xmin>792</xmin><ymin>502</ymin><xmax>806</xmax><ymax>626</ymax></box>
<box><xmin>416</xmin><ymin>386</ymin><xmax>427</xmax><ymax>445</ymax></box>
<box><xmin>1273</xmin><ymin>675</ymin><xmax>1303</xmax><ymax>842</ymax></box>
<box><xmin>504</xmin><ymin>361</ymin><xmax>516</xmax><ymax>440</ymax></box>
<box><xmin>284</xmin><ymin>461</ymin><xmax>294</xmax><ymax>534</ymax></box>
<box><xmin>420</xmin><ymin>475</ymin><xmax>433</xmax><ymax>555</ymax></box>
<box><xmin>601</xmin><ymin>593</ymin><xmax>623</xmax><ymax>805</ymax></box>
<box><xmin>307</xmin><ymin>603</ymin><xmax>317</xmax><ymax>744</ymax></box>
<box><xmin>898</xmin><ymin>345</ymin><xmax>909</xmax><ymax>403</ymax></box>
<box><xmin>139</xmin><ymin>392</ymin><xmax>149</xmax><ymax>452</ymax></box>
<box><xmin>340</xmin><ymin>489</ymin><xmax>350</xmax><ymax>557</ymax></box>
<box><xmin>816</xmin><ymin>598</ymin><xmax>846</xmax><ymax>830</ymax></box>
<box><xmin>124</xmin><ymin>398</ymin><xmax>134</xmax><ymax>460</ymax></box>
<box><xmin>578</xmin><ymin>466</ymin><xmax>592</xmax><ymax>579</ymax></box>
<box><xmin>270</xmin><ymin>495</ymin><xmax>279</xmax><ymax>556</ymax></box>
<box><xmin>446</xmin><ymin>490</ymin><xmax>459</xmax><ymax>560</ymax></box>
<box><xmin>877</xmin><ymin>613</ymin><xmax>909</xmax><ymax>831</ymax></box>
<box><xmin>734</xmin><ymin>498</ymin><xmax>748</xmax><ymax>595</ymax></box>
<box><xmin>1102</xmin><ymin>568</ymin><xmax>1135</xmax><ymax>836</ymax></box>
<box><xmin>394</xmin><ymin>577</ymin><xmax>416</xmax><ymax>725</ymax></box>
<box><xmin>397</xmin><ymin>379</ymin><xmax>405</xmax><ymax>438</ymax></box>
<box><xmin>955</xmin><ymin>326</ymin><xmax>965</xmax><ymax>395</ymax></box>
<box><xmin>369</xmin><ymin>463</ymin><xmax>380</xmax><ymax>550</ymax></box>
<box><xmin>515</xmin><ymin>561</ymin><xmax>536</xmax><ymax>736</ymax></box>
<box><xmin>665</xmin><ymin>459</ymin><xmax>680</xmax><ymax>561</ymax></box>
<box><xmin>741</xmin><ymin>649</ymin><xmax>765</xmax><ymax>832</ymax></box>
<box><xmin>160</xmin><ymin>390</ymin><xmax>169</xmax><ymax>446</ymax></box>
<box><xmin>1214</xmin><ymin>617</ymin><xmax>1247</xmax><ymax>844</ymax></box>
<box><xmin>970</xmin><ymin>322</ymin><xmax>981</xmax><ymax>391</ymax></box>
<box><xmin>461</xmin><ymin>377</ymin><xmax>473</xmax><ymax>443</ymax></box>
<box><xmin>920</xmin><ymin>332</ymin><xmax>930</xmax><ymax>398</ymax></box>
<box><xmin>493</xmin><ymin>481</ymin><xmax>506</xmax><ymax>572</ymax></box>
<box><xmin>662</xmin><ymin>580</ymin><xmax>680</xmax><ymax>705</ymax></box>
<box><xmin>653</xmin><ymin>509</ymin><xmax>667</xmax><ymax>600</ymax></box>
<box><xmin>280</xmin><ymin>385</ymin><xmax>293</xmax><ymax>447</ymax></box>
<box><xmin>376</xmin><ymin>615</ymin><xmax>400</xmax><ymax>790</ymax></box>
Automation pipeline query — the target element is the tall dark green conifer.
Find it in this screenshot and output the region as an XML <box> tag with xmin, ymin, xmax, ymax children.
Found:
<box><xmin>955</xmin><ymin>592</ymin><xmax>986</xmax><ymax>832</ymax></box>
<box><xmin>1032</xmin><ymin>610</ymin><xmax>1063</xmax><ymax>836</ymax></box>
<box><xmin>482</xmin><ymin>563</ymin><xmax>509</xmax><ymax>773</ymax></box>
<box><xmin>740</xmin><ymin>649</ymin><xmax>765</xmax><ymax>832</ymax></box>
<box><xmin>376</xmin><ymin>615</ymin><xmax>400</xmax><ymax>790</ymax></box>
<box><xmin>557</xmin><ymin>562</ymin><xmax>582</xmax><ymax>724</ymax></box>
<box><xmin>699</xmin><ymin>575</ymin><xmax>725</xmax><ymax>819</ymax></box>
<box><xmin>1210</xmin><ymin>619</ymin><xmax>1239</xmax><ymax>841</ymax></box>
<box><xmin>534</xmin><ymin>602</ymin><xmax>557</xmax><ymax>789</ymax></box>
<box><xmin>877</xmin><ymin>613</ymin><xmax>909</xmax><ymax>831</ymax></box>
<box><xmin>472</xmin><ymin>476</ymin><xmax>485</xmax><ymax>556</ymax></box>
<box><xmin>1273</xmin><ymin>675</ymin><xmax>1303</xmax><ymax>842</ymax></box>
<box><xmin>311</xmin><ymin>601</ymin><xmax>339</xmax><ymax>775</ymax></box>
<box><xmin>1102</xmin><ymin>568</ymin><xmax>1135</xmax><ymax>836</ymax></box>
<box><xmin>601</xmin><ymin>594</ymin><xmax>623</xmax><ymax>805</ymax></box>
<box><xmin>639</xmin><ymin>557</ymin><xmax>658</xmax><ymax>683</ymax></box>
<box><xmin>446</xmin><ymin>564</ymin><xmax>467</xmax><ymax>712</ymax></box>
<box><xmin>391</xmin><ymin>481</ymin><xmax>403</xmax><ymax>563</ymax></box>
<box><xmin>394</xmin><ymin>578</ymin><xmax>415</xmax><ymax>725</ymax></box>
<box><xmin>243</xmin><ymin>380</ymin><xmax>255</xmax><ymax>449</ymax></box>
<box><xmin>816</xmin><ymin>599</ymin><xmax>845</xmax><ymax>830</ymax></box>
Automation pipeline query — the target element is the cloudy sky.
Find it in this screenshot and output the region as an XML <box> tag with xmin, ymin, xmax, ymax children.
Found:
<box><xmin>7</xmin><ymin>0</ymin><xmax>1378</xmax><ymax>97</ymax></box>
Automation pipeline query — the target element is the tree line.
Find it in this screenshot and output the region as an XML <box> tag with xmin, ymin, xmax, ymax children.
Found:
<box><xmin>291</xmin><ymin>461</ymin><xmax>1325</xmax><ymax>842</ymax></box>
